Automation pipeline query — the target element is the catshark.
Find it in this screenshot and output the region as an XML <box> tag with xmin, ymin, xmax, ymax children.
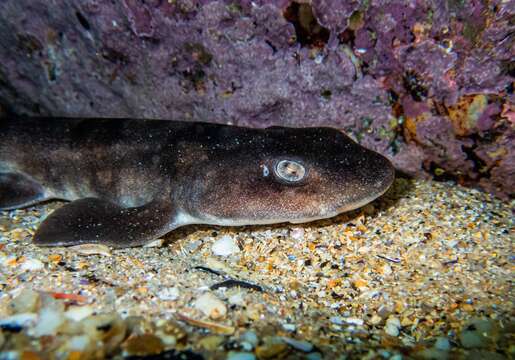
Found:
<box><xmin>0</xmin><ymin>117</ymin><xmax>395</xmax><ymax>248</ymax></box>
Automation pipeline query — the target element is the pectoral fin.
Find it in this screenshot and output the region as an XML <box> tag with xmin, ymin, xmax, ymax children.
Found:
<box><xmin>0</xmin><ymin>172</ymin><xmax>46</xmax><ymax>210</ymax></box>
<box><xmin>33</xmin><ymin>198</ymin><xmax>175</xmax><ymax>248</ymax></box>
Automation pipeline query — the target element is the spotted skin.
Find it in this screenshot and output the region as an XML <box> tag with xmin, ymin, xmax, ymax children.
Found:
<box><xmin>0</xmin><ymin>117</ymin><xmax>395</xmax><ymax>247</ymax></box>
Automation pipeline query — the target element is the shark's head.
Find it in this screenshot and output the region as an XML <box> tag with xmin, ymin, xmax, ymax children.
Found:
<box><xmin>175</xmin><ymin>125</ymin><xmax>395</xmax><ymax>226</ymax></box>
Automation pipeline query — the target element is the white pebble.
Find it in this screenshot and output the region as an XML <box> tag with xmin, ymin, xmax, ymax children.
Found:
<box><xmin>385</xmin><ymin>323</ymin><xmax>400</xmax><ymax>337</ymax></box>
<box><xmin>30</xmin><ymin>308</ymin><xmax>65</xmax><ymax>336</ymax></box>
<box><xmin>20</xmin><ymin>258</ymin><xmax>44</xmax><ymax>271</ymax></box>
<box><xmin>66</xmin><ymin>335</ymin><xmax>91</xmax><ymax>351</ymax></box>
<box><xmin>282</xmin><ymin>323</ymin><xmax>296</xmax><ymax>332</ymax></box>
<box><xmin>290</xmin><ymin>228</ymin><xmax>305</xmax><ymax>240</ymax></box>
<box><xmin>343</xmin><ymin>317</ymin><xmax>364</xmax><ymax>326</ymax></box>
<box><xmin>228</xmin><ymin>292</ymin><xmax>245</xmax><ymax>306</ymax></box>
<box><xmin>212</xmin><ymin>235</ymin><xmax>240</xmax><ymax>256</ymax></box>
<box><xmin>330</xmin><ymin>316</ymin><xmax>344</xmax><ymax>325</ymax></box>
<box><xmin>194</xmin><ymin>292</ymin><xmax>227</xmax><ymax>319</ymax></box>
<box><xmin>158</xmin><ymin>287</ymin><xmax>180</xmax><ymax>301</ymax></box>
<box><xmin>386</xmin><ymin>316</ymin><xmax>401</xmax><ymax>328</ymax></box>
<box><xmin>65</xmin><ymin>305</ymin><xmax>94</xmax><ymax>322</ymax></box>
<box><xmin>385</xmin><ymin>317</ymin><xmax>401</xmax><ymax>337</ymax></box>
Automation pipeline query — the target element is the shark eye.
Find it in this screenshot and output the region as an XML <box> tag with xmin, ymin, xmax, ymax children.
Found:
<box><xmin>274</xmin><ymin>160</ymin><xmax>306</xmax><ymax>183</ymax></box>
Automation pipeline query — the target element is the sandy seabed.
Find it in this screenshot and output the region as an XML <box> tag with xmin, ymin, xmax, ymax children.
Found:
<box><xmin>0</xmin><ymin>178</ymin><xmax>513</xmax><ymax>359</ymax></box>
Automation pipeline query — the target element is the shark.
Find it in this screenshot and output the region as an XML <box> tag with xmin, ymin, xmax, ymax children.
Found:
<box><xmin>0</xmin><ymin>117</ymin><xmax>395</xmax><ymax>248</ymax></box>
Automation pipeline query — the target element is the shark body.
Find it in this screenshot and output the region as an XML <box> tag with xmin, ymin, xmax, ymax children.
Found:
<box><xmin>0</xmin><ymin>117</ymin><xmax>394</xmax><ymax>247</ymax></box>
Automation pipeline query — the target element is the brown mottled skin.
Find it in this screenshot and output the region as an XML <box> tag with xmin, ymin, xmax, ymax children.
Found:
<box><xmin>0</xmin><ymin>117</ymin><xmax>394</xmax><ymax>248</ymax></box>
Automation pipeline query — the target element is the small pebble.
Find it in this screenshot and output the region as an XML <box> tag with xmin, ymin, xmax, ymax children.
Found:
<box><xmin>343</xmin><ymin>317</ymin><xmax>364</xmax><ymax>326</ymax></box>
<box><xmin>282</xmin><ymin>323</ymin><xmax>296</xmax><ymax>332</ymax></box>
<box><xmin>227</xmin><ymin>352</ymin><xmax>256</xmax><ymax>360</ymax></box>
<box><xmin>282</xmin><ymin>337</ymin><xmax>314</xmax><ymax>352</ymax></box>
<box><xmin>212</xmin><ymin>235</ymin><xmax>240</xmax><ymax>256</ymax></box>
<box><xmin>198</xmin><ymin>335</ymin><xmax>224</xmax><ymax>351</ymax></box>
<box><xmin>9</xmin><ymin>288</ymin><xmax>40</xmax><ymax>313</ymax></box>
<box><xmin>194</xmin><ymin>292</ymin><xmax>227</xmax><ymax>319</ymax></box>
<box><xmin>64</xmin><ymin>335</ymin><xmax>92</xmax><ymax>351</ymax></box>
<box><xmin>369</xmin><ymin>315</ymin><xmax>382</xmax><ymax>325</ymax></box>
<box><xmin>305</xmin><ymin>353</ymin><xmax>323</xmax><ymax>360</ymax></box>
<box><xmin>241</xmin><ymin>330</ymin><xmax>259</xmax><ymax>348</ymax></box>
<box><xmin>124</xmin><ymin>334</ymin><xmax>164</xmax><ymax>356</ymax></box>
<box><xmin>20</xmin><ymin>258</ymin><xmax>44</xmax><ymax>271</ymax></box>
<box><xmin>228</xmin><ymin>292</ymin><xmax>245</xmax><ymax>306</ymax></box>
<box><xmin>385</xmin><ymin>317</ymin><xmax>401</xmax><ymax>337</ymax></box>
<box><xmin>255</xmin><ymin>343</ymin><xmax>288</xmax><ymax>359</ymax></box>
<box><xmin>64</xmin><ymin>305</ymin><xmax>94</xmax><ymax>322</ymax></box>
<box><xmin>434</xmin><ymin>337</ymin><xmax>451</xmax><ymax>351</ymax></box>
<box><xmin>330</xmin><ymin>316</ymin><xmax>344</xmax><ymax>325</ymax></box>
<box><xmin>30</xmin><ymin>308</ymin><xmax>65</xmax><ymax>337</ymax></box>
<box><xmin>290</xmin><ymin>228</ymin><xmax>305</xmax><ymax>241</ymax></box>
<box><xmin>158</xmin><ymin>287</ymin><xmax>180</xmax><ymax>301</ymax></box>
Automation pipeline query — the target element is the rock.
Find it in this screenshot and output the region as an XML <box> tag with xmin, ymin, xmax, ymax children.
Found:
<box><xmin>123</xmin><ymin>334</ymin><xmax>165</xmax><ymax>356</ymax></box>
<box><xmin>212</xmin><ymin>235</ymin><xmax>240</xmax><ymax>256</ymax></box>
<box><xmin>0</xmin><ymin>330</ymin><xmax>4</xmax><ymax>348</ymax></box>
<box><xmin>0</xmin><ymin>0</ymin><xmax>513</xmax><ymax>199</ymax></box>
<box><xmin>194</xmin><ymin>292</ymin><xmax>227</xmax><ymax>320</ymax></box>
<box><xmin>158</xmin><ymin>287</ymin><xmax>180</xmax><ymax>301</ymax></box>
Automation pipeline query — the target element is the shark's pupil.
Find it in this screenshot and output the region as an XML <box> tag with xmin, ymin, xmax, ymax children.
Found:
<box><xmin>275</xmin><ymin>160</ymin><xmax>306</xmax><ymax>182</ymax></box>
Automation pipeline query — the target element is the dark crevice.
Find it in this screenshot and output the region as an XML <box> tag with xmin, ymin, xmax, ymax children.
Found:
<box><xmin>283</xmin><ymin>2</ymin><xmax>330</xmax><ymax>47</ymax></box>
<box><xmin>265</xmin><ymin>40</ymin><xmax>277</xmax><ymax>54</ymax></box>
<box><xmin>338</xmin><ymin>28</ymin><xmax>355</xmax><ymax>47</ymax></box>
<box><xmin>461</xmin><ymin>144</ymin><xmax>490</xmax><ymax>178</ymax></box>
<box><xmin>402</xmin><ymin>70</ymin><xmax>428</xmax><ymax>102</ymax></box>
<box><xmin>426</xmin><ymin>162</ymin><xmax>457</xmax><ymax>182</ymax></box>
<box><xmin>76</xmin><ymin>11</ymin><xmax>91</xmax><ymax>31</ymax></box>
